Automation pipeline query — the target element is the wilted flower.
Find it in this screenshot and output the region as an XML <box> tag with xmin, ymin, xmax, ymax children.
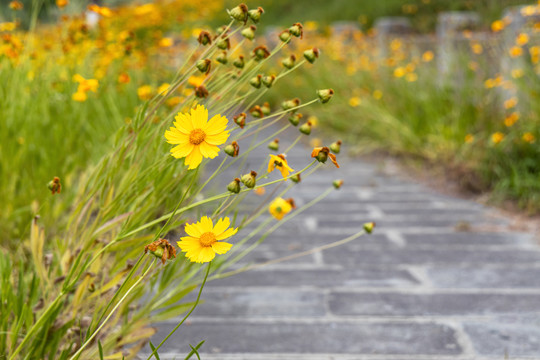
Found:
<box><xmin>268</xmin><ymin>154</ymin><xmax>294</xmax><ymax>177</ymax></box>
<box><xmin>145</xmin><ymin>239</ymin><xmax>177</xmax><ymax>264</ymax></box>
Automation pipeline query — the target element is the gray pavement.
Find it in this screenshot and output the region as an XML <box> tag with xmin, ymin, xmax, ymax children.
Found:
<box><xmin>145</xmin><ymin>125</ymin><xmax>540</xmax><ymax>360</ymax></box>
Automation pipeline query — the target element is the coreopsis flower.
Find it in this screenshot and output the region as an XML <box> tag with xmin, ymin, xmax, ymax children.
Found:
<box><xmin>491</xmin><ymin>20</ymin><xmax>505</xmax><ymax>32</ymax></box>
<box><xmin>72</xmin><ymin>91</ymin><xmax>87</xmax><ymax>102</ymax></box>
<box><xmin>178</xmin><ymin>216</ymin><xmax>237</xmax><ymax>263</ymax></box>
<box><xmin>56</xmin><ymin>0</ymin><xmax>68</xmax><ymax>8</ymax></box>
<box><xmin>509</xmin><ymin>46</ymin><xmax>523</xmax><ymax>58</ymax></box>
<box><xmin>73</xmin><ymin>74</ymin><xmax>98</xmax><ymax>93</ymax></box>
<box><xmin>464</xmin><ymin>134</ymin><xmax>474</xmax><ymax>144</ymax></box>
<box><xmin>159</xmin><ymin>37</ymin><xmax>173</xmax><ymax>48</ymax></box>
<box><xmin>9</xmin><ymin>1</ymin><xmax>23</xmax><ymax>10</ymax></box>
<box><xmin>118</xmin><ymin>72</ymin><xmax>130</xmax><ymax>84</ymax></box>
<box><xmin>165</xmin><ymin>104</ymin><xmax>230</xmax><ymax>169</ymax></box>
<box><xmin>523</xmin><ymin>132</ymin><xmax>536</xmax><ymax>144</ymax></box>
<box><xmin>504</xmin><ymin>112</ymin><xmax>520</xmax><ymax>127</ymax></box>
<box><xmin>145</xmin><ymin>239</ymin><xmax>177</xmax><ymax>264</ymax></box>
<box><xmin>422</xmin><ymin>50</ymin><xmax>434</xmax><ymax>62</ymax></box>
<box><xmin>311</xmin><ymin>147</ymin><xmax>339</xmax><ymax>168</ymax></box>
<box><xmin>137</xmin><ymin>85</ymin><xmax>153</xmax><ymax>100</ymax></box>
<box><xmin>491</xmin><ymin>132</ymin><xmax>504</xmax><ymax>144</ymax></box>
<box><xmin>268</xmin><ymin>154</ymin><xmax>294</xmax><ymax>178</ymax></box>
<box><xmin>269</xmin><ymin>197</ymin><xmax>295</xmax><ymax>220</ymax></box>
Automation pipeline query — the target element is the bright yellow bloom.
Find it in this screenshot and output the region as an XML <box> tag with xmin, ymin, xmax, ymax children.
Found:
<box><xmin>72</xmin><ymin>91</ymin><xmax>87</xmax><ymax>102</ymax></box>
<box><xmin>471</xmin><ymin>42</ymin><xmax>483</xmax><ymax>54</ymax></box>
<box><xmin>491</xmin><ymin>132</ymin><xmax>505</xmax><ymax>144</ymax></box>
<box><xmin>523</xmin><ymin>132</ymin><xmax>536</xmax><ymax>143</ymax></box>
<box><xmin>268</xmin><ymin>154</ymin><xmax>294</xmax><ymax>178</ymax></box>
<box><xmin>504</xmin><ymin>97</ymin><xmax>518</xmax><ymax>109</ymax></box>
<box><xmin>491</xmin><ymin>20</ymin><xmax>505</xmax><ymax>32</ymax></box>
<box><xmin>137</xmin><ymin>85</ymin><xmax>153</xmax><ymax>100</ymax></box>
<box><xmin>178</xmin><ymin>216</ymin><xmax>237</xmax><ymax>263</ymax></box>
<box><xmin>9</xmin><ymin>1</ymin><xmax>23</xmax><ymax>10</ymax></box>
<box><xmin>159</xmin><ymin>37</ymin><xmax>173</xmax><ymax>48</ymax></box>
<box><xmin>349</xmin><ymin>96</ymin><xmax>361</xmax><ymax>107</ymax></box>
<box><xmin>422</xmin><ymin>50</ymin><xmax>434</xmax><ymax>62</ymax></box>
<box><xmin>165</xmin><ymin>104</ymin><xmax>230</xmax><ymax>169</ymax></box>
<box><xmin>56</xmin><ymin>0</ymin><xmax>68</xmax><ymax>8</ymax></box>
<box><xmin>158</xmin><ymin>83</ymin><xmax>171</xmax><ymax>95</ymax></box>
<box><xmin>504</xmin><ymin>112</ymin><xmax>520</xmax><ymax>127</ymax></box>
<box><xmin>510</xmin><ymin>46</ymin><xmax>523</xmax><ymax>57</ymax></box>
<box><xmin>464</xmin><ymin>134</ymin><xmax>474</xmax><ymax>144</ymax></box>
<box><xmin>393</xmin><ymin>67</ymin><xmax>406</xmax><ymax>78</ymax></box>
<box><xmin>269</xmin><ymin>197</ymin><xmax>294</xmax><ymax>220</ymax></box>
<box><xmin>73</xmin><ymin>74</ymin><xmax>98</xmax><ymax>93</ymax></box>
<box><xmin>516</xmin><ymin>33</ymin><xmax>529</xmax><ymax>46</ymax></box>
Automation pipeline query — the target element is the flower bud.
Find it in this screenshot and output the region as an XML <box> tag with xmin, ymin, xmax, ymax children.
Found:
<box><xmin>216</xmin><ymin>25</ymin><xmax>228</xmax><ymax>35</ymax></box>
<box><xmin>248</xmin><ymin>6</ymin><xmax>264</xmax><ymax>23</ymax></box>
<box><xmin>317</xmin><ymin>88</ymin><xmax>334</xmax><ymax>103</ymax></box>
<box><xmin>363</xmin><ymin>222</ymin><xmax>376</xmax><ymax>234</ymax></box>
<box><xmin>303</xmin><ymin>47</ymin><xmax>320</xmax><ymax>63</ymax></box>
<box><xmin>241</xmin><ymin>170</ymin><xmax>257</xmax><ymax>188</ymax></box>
<box><xmin>47</xmin><ymin>176</ymin><xmax>62</xmax><ymax>195</ymax></box>
<box><xmin>196</xmin><ymin>59</ymin><xmax>211</xmax><ymax>74</ymax></box>
<box><xmin>194</xmin><ymin>85</ymin><xmax>209</xmax><ymax>98</ymax></box>
<box><xmin>233</xmin><ymin>113</ymin><xmax>246</xmax><ymax>128</ymax></box>
<box><xmin>268</xmin><ymin>138</ymin><xmax>279</xmax><ymax>151</ymax></box>
<box><xmin>261</xmin><ymin>102</ymin><xmax>271</xmax><ymax>116</ymax></box>
<box><xmin>216</xmin><ymin>51</ymin><xmax>228</xmax><ymax>64</ymax></box>
<box><xmin>330</xmin><ymin>140</ymin><xmax>342</xmax><ymax>154</ymax></box>
<box><xmin>281</xmin><ymin>54</ymin><xmax>296</xmax><ymax>69</ymax></box>
<box><xmin>315</xmin><ymin>148</ymin><xmax>329</xmax><ymax>163</ymax></box>
<box><xmin>261</xmin><ymin>75</ymin><xmax>276</xmax><ymax>88</ymax></box>
<box><xmin>224</xmin><ymin>141</ymin><xmax>240</xmax><ymax>157</ymax></box>
<box><xmin>241</xmin><ymin>25</ymin><xmax>256</xmax><ymax>40</ymax></box>
<box><xmin>332</xmin><ymin>179</ymin><xmax>344</xmax><ymax>189</ymax></box>
<box><xmin>289</xmin><ymin>113</ymin><xmax>303</xmax><ymax>126</ymax></box>
<box><xmin>233</xmin><ymin>55</ymin><xmax>245</xmax><ymax>69</ymax></box>
<box><xmin>197</xmin><ymin>31</ymin><xmax>212</xmax><ymax>46</ymax></box>
<box><xmin>228</xmin><ymin>3</ymin><xmax>248</xmax><ymax>23</ymax></box>
<box><xmin>279</xmin><ymin>30</ymin><xmax>292</xmax><ymax>43</ymax></box>
<box><xmin>281</xmin><ymin>98</ymin><xmax>300</xmax><ymax>111</ymax></box>
<box><xmin>289</xmin><ymin>22</ymin><xmax>303</xmax><ymax>38</ymax></box>
<box><xmin>290</xmin><ymin>173</ymin><xmax>301</xmax><ymax>183</ymax></box>
<box><xmin>299</xmin><ymin>121</ymin><xmax>312</xmax><ymax>135</ymax></box>
<box><xmin>249</xmin><ymin>74</ymin><xmax>262</xmax><ymax>88</ymax></box>
<box><xmin>250</xmin><ymin>105</ymin><xmax>264</xmax><ymax>118</ymax></box>
<box><xmin>253</xmin><ymin>45</ymin><xmax>270</xmax><ymax>60</ymax></box>
<box><xmin>217</xmin><ymin>36</ymin><xmax>230</xmax><ymax>50</ymax></box>
<box><xmin>227</xmin><ymin>178</ymin><xmax>241</xmax><ymax>193</ymax></box>
<box><xmin>144</xmin><ymin>239</ymin><xmax>177</xmax><ymax>264</ymax></box>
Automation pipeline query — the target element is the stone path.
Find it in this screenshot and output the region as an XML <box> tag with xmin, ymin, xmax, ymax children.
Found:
<box><xmin>145</xmin><ymin>126</ymin><xmax>540</xmax><ymax>359</ymax></box>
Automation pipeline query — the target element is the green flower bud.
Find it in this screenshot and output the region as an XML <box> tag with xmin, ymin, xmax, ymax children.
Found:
<box><xmin>279</xmin><ymin>30</ymin><xmax>292</xmax><ymax>43</ymax></box>
<box><xmin>290</xmin><ymin>173</ymin><xmax>301</xmax><ymax>183</ymax></box>
<box><xmin>363</xmin><ymin>222</ymin><xmax>376</xmax><ymax>234</ymax></box>
<box><xmin>248</xmin><ymin>7</ymin><xmax>264</xmax><ymax>23</ymax></box>
<box><xmin>228</xmin><ymin>3</ymin><xmax>248</xmax><ymax>23</ymax></box>
<box><xmin>249</xmin><ymin>74</ymin><xmax>262</xmax><ymax>88</ymax></box>
<box><xmin>227</xmin><ymin>178</ymin><xmax>241</xmax><ymax>193</ymax></box>
<box><xmin>241</xmin><ymin>25</ymin><xmax>256</xmax><ymax>40</ymax></box>
<box><xmin>261</xmin><ymin>102</ymin><xmax>271</xmax><ymax>115</ymax></box>
<box><xmin>281</xmin><ymin>54</ymin><xmax>296</xmax><ymax>69</ymax></box>
<box><xmin>196</xmin><ymin>59</ymin><xmax>211</xmax><ymax>74</ymax></box>
<box><xmin>303</xmin><ymin>47</ymin><xmax>320</xmax><ymax>64</ymax></box>
<box><xmin>233</xmin><ymin>55</ymin><xmax>245</xmax><ymax>69</ymax></box>
<box><xmin>289</xmin><ymin>113</ymin><xmax>303</xmax><ymax>126</ymax></box>
<box><xmin>241</xmin><ymin>171</ymin><xmax>257</xmax><ymax>188</ymax></box>
<box><xmin>330</xmin><ymin>140</ymin><xmax>342</xmax><ymax>154</ymax></box>
<box><xmin>250</xmin><ymin>105</ymin><xmax>264</xmax><ymax>118</ymax></box>
<box><xmin>299</xmin><ymin>121</ymin><xmax>312</xmax><ymax>135</ymax></box>
<box><xmin>224</xmin><ymin>141</ymin><xmax>240</xmax><ymax>157</ymax></box>
<box><xmin>233</xmin><ymin>113</ymin><xmax>246</xmax><ymax>128</ymax></box>
<box><xmin>317</xmin><ymin>88</ymin><xmax>334</xmax><ymax>103</ymax></box>
<box><xmin>333</xmin><ymin>179</ymin><xmax>344</xmax><ymax>189</ymax></box>
<box><xmin>197</xmin><ymin>31</ymin><xmax>212</xmax><ymax>46</ymax></box>
<box><xmin>261</xmin><ymin>75</ymin><xmax>276</xmax><ymax>88</ymax></box>
<box><xmin>253</xmin><ymin>45</ymin><xmax>270</xmax><ymax>60</ymax></box>
<box><xmin>281</xmin><ymin>98</ymin><xmax>300</xmax><ymax>111</ymax></box>
<box><xmin>316</xmin><ymin>150</ymin><xmax>328</xmax><ymax>163</ymax></box>
<box><xmin>217</xmin><ymin>37</ymin><xmax>230</xmax><ymax>50</ymax></box>
<box><xmin>289</xmin><ymin>22</ymin><xmax>303</xmax><ymax>38</ymax></box>
<box><xmin>268</xmin><ymin>138</ymin><xmax>279</xmax><ymax>151</ymax></box>
<box><xmin>216</xmin><ymin>51</ymin><xmax>228</xmax><ymax>65</ymax></box>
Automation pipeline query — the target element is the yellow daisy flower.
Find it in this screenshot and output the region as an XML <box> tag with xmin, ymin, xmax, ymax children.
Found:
<box><xmin>269</xmin><ymin>197</ymin><xmax>295</xmax><ymax>220</ymax></box>
<box><xmin>178</xmin><ymin>216</ymin><xmax>237</xmax><ymax>263</ymax></box>
<box><xmin>268</xmin><ymin>154</ymin><xmax>294</xmax><ymax>178</ymax></box>
<box><xmin>165</xmin><ymin>104</ymin><xmax>230</xmax><ymax>169</ymax></box>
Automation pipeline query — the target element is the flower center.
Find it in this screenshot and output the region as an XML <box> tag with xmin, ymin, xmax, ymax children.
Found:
<box><xmin>189</xmin><ymin>129</ymin><xmax>206</xmax><ymax>145</ymax></box>
<box><xmin>275</xmin><ymin>206</ymin><xmax>282</xmax><ymax>213</ymax></box>
<box><xmin>199</xmin><ymin>232</ymin><xmax>216</xmax><ymax>247</ymax></box>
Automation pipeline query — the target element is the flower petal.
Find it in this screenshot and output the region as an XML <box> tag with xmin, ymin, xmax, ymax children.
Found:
<box><xmin>199</xmin><ymin>141</ymin><xmax>220</xmax><ymax>159</ymax></box>
<box><xmin>212</xmin><ymin>217</ymin><xmax>230</xmax><ymax>236</ymax></box>
<box><xmin>205</xmin><ymin>131</ymin><xmax>230</xmax><ymax>145</ymax></box>
<box><xmin>165</xmin><ymin>128</ymin><xmax>190</xmax><ymax>144</ymax></box>
<box><xmin>184</xmin><ymin>146</ymin><xmax>203</xmax><ymax>169</ymax></box>
<box><xmin>173</xmin><ymin>112</ymin><xmax>193</xmax><ymax>133</ymax></box>
<box><xmin>178</xmin><ymin>237</ymin><xmax>201</xmax><ymax>252</ymax></box>
<box><xmin>171</xmin><ymin>143</ymin><xmax>194</xmax><ymax>159</ymax></box>
<box><xmin>211</xmin><ymin>241</ymin><xmax>232</xmax><ymax>255</ymax></box>
<box><xmin>185</xmin><ymin>222</ymin><xmax>202</xmax><ymax>237</ymax></box>
<box><xmin>199</xmin><ymin>216</ymin><xmax>213</xmax><ymax>232</ymax></box>
<box><xmin>216</xmin><ymin>226</ymin><xmax>238</xmax><ymax>240</ymax></box>
<box><xmin>196</xmin><ymin>247</ymin><xmax>216</xmax><ymax>263</ymax></box>
<box><xmin>204</xmin><ymin>114</ymin><xmax>228</xmax><ymax>135</ymax></box>
<box><xmin>190</xmin><ymin>104</ymin><xmax>208</xmax><ymax>129</ymax></box>
<box><xmin>329</xmin><ymin>153</ymin><xmax>340</xmax><ymax>168</ymax></box>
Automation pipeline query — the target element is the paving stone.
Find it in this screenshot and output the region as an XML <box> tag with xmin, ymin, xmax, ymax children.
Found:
<box><xmin>427</xmin><ymin>266</ymin><xmax>540</xmax><ymax>288</ymax></box>
<box><xmin>190</xmin><ymin>289</ymin><xmax>326</xmax><ymax>317</ymax></box>
<box><xmin>328</xmin><ymin>292</ymin><xmax>540</xmax><ymax>316</ymax></box>
<box><xmin>210</xmin><ymin>268</ymin><xmax>420</xmax><ymax>288</ymax></box>
<box><xmin>151</xmin><ymin>321</ymin><xmax>462</xmax><ymax>355</ymax></box>
<box><xmin>403</xmin><ymin>232</ymin><xmax>534</xmax><ymax>246</ymax></box>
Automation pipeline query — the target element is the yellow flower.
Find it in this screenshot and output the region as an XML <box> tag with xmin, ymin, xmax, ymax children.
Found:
<box><xmin>491</xmin><ymin>20</ymin><xmax>505</xmax><ymax>32</ymax></box>
<box><xmin>9</xmin><ymin>1</ymin><xmax>23</xmax><ymax>10</ymax></box>
<box><xmin>72</xmin><ymin>91</ymin><xmax>87</xmax><ymax>102</ymax></box>
<box><xmin>510</xmin><ymin>46</ymin><xmax>523</xmax><ymax>57</ymax></box>
<box><xmin>137</xmin><ymin>85</ymin><xmax>153</xmax><ymax>100</ymax></box>
<box><xmin>159</xmin><ymin>37</ymin><xmax>173</xmax><ymax>48</ymax></box>
<box><xmin>158</xmin><ymin>83</ymin><xmax>171</xmax><ymax>95</ymax></box>
<box><xmin>373</xmin><ymin>90</ymin><xmax>383</xmax><ymax>99</ymax></box>
<box><xmin>471</xmin><ymin>42</ymin><xmax>483</xmax><ymax>54</ymax></box>
<box><xmin>56</xmin><ymin>0</ymin><xmax>68</xmax><ymax>8</ymax></box>
<box><xmin>349</xmin><ymin>96</ymin><xmax>361</xmax><ymax>107</ymax></box>
<box><xmin>491</xmin><ymin>132</ymin><xmax>505</xmax><ymax>144</ymax></box>
<box><xmin>269</xmin><ymin>197</ymin><xmax>294</xmax><ymax>220</ymax></box>
<box><xmin>406</xmin><ymin>73</ymin><xmax>418</xmax><ymax>82</ymax></box>
<box><xmin>118</xmin><ymin>72</ymin><xmax>130</xmax><ymax>84</ymax></box>
<box><xmin>165</xmin><ymin>105</ymin><xmax>230</xmax><ymax>169</ymax></box>
<box><xmin>178</xmin><ymin>216</ymin><xmax>237</xmax><ymax>263</ymax></box>
<box><xmin>393</xmin><ymin>67</ymin><xmax>406</xmax><ymax>78</ymax></box>
<box><xmin>464</xmin><ymin>134</ymin><xmax>474</xmax><ymax>144</ymax></box>
<box><xmin>504</xmin><ymin>97</ymin><xmax>518</xmax><ymax>109</ymax></box>
<box><xmin>422</xmin><ymin>50</ymin><xmax>434</xmax><ymax>62</ymax></box>
<box><xmin>73</xmin><ymin>74</ymin><xmax>98</xmax><ymax>93</ymax></box>
<box><xmin>511</xmin><ymin>68</ymin><xmax>524</xmax><ymax>78</ymax></box>
<box><xmin>268</xmin><ymin>154</ymin><xmax>294</xmax><ymax>178</ymax></box>
<box><xmin>523</xmin><ymin>132</ymin><xmax>536</xmax><ymax>143</ymax></box>
<box><xmin>516</xmin><ymin>33</ymin><xmax>529</xmax><ymax>46</ymax></box>
<box><xmin>504</xmin><ymin>112</ymin><xmax>520</xmax><ymax>127</ymax></box>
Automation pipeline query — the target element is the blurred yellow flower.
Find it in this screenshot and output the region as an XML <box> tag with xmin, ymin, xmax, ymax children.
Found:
<box><xmin>165</xmin><ymin>104</ymin><xmax>230</xmax><ymax>170</ymax></box>
<box><xmin>158</xmin><ymin>83</ymin><xmax>171</xmax><ymax>95</ymax></box>
<box><xmin>422</xmin><ymin>50</ymin><xmax>434</xmax><ymax>62</ymax></box>
<box><xmin>137</xmin><ymin>85</ymin><xmax>153</xmax><ymax>100</ymax></box>
<box><xmin>504</xmin><ymin>97</ymin><xmax>518</xmax><ymax>109</ymax></box>
<box><xmin>393</xmin><ymin>67</ymin><xmax>406</xmax><ymax>78</ymax></box>
<box><xmin>509</xmin><ymin>46</ymin><xmax>523</xmax><ymax>57</ymax></box>
<box><xmin>516</xmin><ymin>33</ymin><xmax>529</xmax><ymax>46</ymax></box>
<box><xmin>504</xmin><ymin>112</ymin><xmax>520</xmax><ymax>127</ymax></box>
<box><xmin>9</xmin><ymin>1</ymin><xmax>23</xmax><ymax>10</ymax></box>
<box><xmin>491</xmin><ymin>132</ymin><xmax>505</xmax><ymax>144</ymax></box>
<box><xmin>310</xmin><ymin>138</ymin><xmax>323</xmax><ymax>148</ymax></box>
<box><xmin>118</xmin><ymin>72</ymin><xmax>130</xmax><ymax>84</ymax></box>
<box><xmin>159</xmin><ymin>37</ymin><xmax>173</xmax><ymax>48</ymax></box>
<box><xmin>406</xmin><ymin>73</ymin><xmax>418</xmax><ymax>82</ymax></box>
<box><xmin>349</xmin><ymin>96</ymin><xmax>361</xmax><ymax>107</ymax></box>
<box><xmin>307</xmin><ymin>115</ymin><xmax>318</xmax><ymax>128</ymax></box>
<box><xmin>269</xmin><ymin>197</ymin><xmax>293</xmax><ymax>220</ymax></box>
<box><xmin>511</xmin><ymin>68</ymin><xmax>524</xmax><ymax>78</ymax></box>
<box><xmin>373</xmin><ymin>90</ymin><xmax>383</xmax><ymax>99</ymax></box>
<box><xmin>268</xmin><ymin>154</ymin><xmax>294</xmax><ymax>178</ymax></box>
<box><xmin>72</xmin><ymin>91</ymin><xmax>87</xmax><ymax>102</ymax></box>
<box><xmin>188</xmin><ymin>75</ymin><xmax>205</xmax><ymax>87</ymax></box>
<box><xmin>491</xmin><ymin>20</ymin><xmax>505</xmax><ymax>32</ymax></box>
<box><xmin>471</xmin><ymin>42</ymin><xmax>483</xmax><ymax>54</ymax></box>
<box><xmin>464</xmin><ymin>134</ymin><xmax>474</xmax><ymax>144</ymax></box>
<box><xmin>178</xmin><ymin>216</ymin><xmax>237</xmax><ymax>263</ymax></box>
<box><xmin>56</xmin><ymin>0</ymin><xmax>68</xmax><ymax>8</ymax></box>
<box><xmin>523</xmin><ymin>132</ymin><xmax>536</xmax><ymax>143</ymax></box>
<box><xmin>73</xmin><ymin>74</ymin><xmax>98</xmax><ymax>93</ymax></box>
